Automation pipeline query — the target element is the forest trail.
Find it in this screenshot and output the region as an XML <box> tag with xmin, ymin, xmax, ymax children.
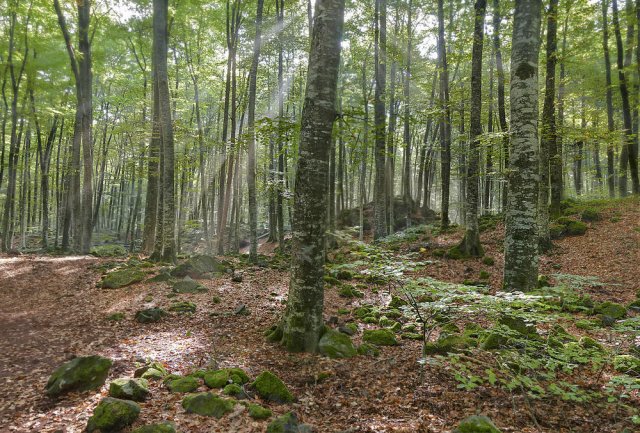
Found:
<box><xmin>0</xmin><ymin>198</ymin><xmax>638</xmax><ymax>433</ymax></box>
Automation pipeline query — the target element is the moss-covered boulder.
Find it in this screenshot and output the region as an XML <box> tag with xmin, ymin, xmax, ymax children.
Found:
<box><xmin>453</xmin><ymin>415</ymin><xmax>502</xmax><ymax>433</ymax></box>
<box><xmin>613</xmin><ymin>355</ymin><xmax>640</xmax><ymax>376</ymax></box>
<box><xmin>135</xmin><ymin>308</ymin><xmax>167</xmax><ymax>324</ymax></box>
<box><xmin>91</xmin><ymin>244</ymin><xmax>128</xmax><ymax>258</ymax></box>
<box><xmin>424</xmin><ymin>334</ymin><xmax>473</xmax><ymax>355</ymax></box>
<box><xmin>479</xmin><ymin>330</ymin><xmax>509</xmax><ymax>350</ymax></box>
<box><xmin>581</xmin><ymin>208</ymin><xmax>600</xmax><ymax>222</ymax></box>
<box><xmin>166</xmin><ymin>375</ymin><xmax>200</xmax><ymax>393</ymax></box>
<box><xmin>252</xmin><ymin>371</ymin><xmax>294</xmax><ymax>403</ymax></box>
<box><xmin>101</xmin><ymin>268</ymin><xmax>146</xmax><ymax>289</ymax></box>
<box><xmin>46</xmin><ymin>355</ymin><xmax>112</xmax><ymax>397</ymax></box>
<box><xmin>266</xmin><ymin>412</ymin><xmax>313</xmax><ymax>433</ymax></box>
<box><xmin>171</xmin><ymin>255</ymin><xmax>225</xmax><ymax>279</ymax></box>
<box><xmin>134</xmin><ymin>361</ymin><xmax>168</xmax><ymax>380</ymax></box>
<box><xmin>596</xmin><ymin>301</ymin><xmax>627</xmax><ymax>321</ymax></box>
<box><xmin>579</xmin><ymin>336</ymin><xmax>603</xmax><ymax>351</ymax></box>
<box><xmin>107</xmin><ymin>312</ymin><xmax>126</xmax><ymax>322</ymax></box>
<box><xmin>172</xmin><ymin>277</ymin><xmax>207</xmax><ymax>294</ymax></box>
<box><xmin>339</xmin><ymin>322</ymin><xmax>358</xmax><ymax>336</ymax></box>
<box><xmin>565</xmin><ymin>220</ymin><xmax>587</xmax><ymax>236</ymax></box>
<box><xmin>86</xmin><ymin>397</ymin><xmax>140</xmax><ymax>433</ymax></box>
<box><xmin>109</xmin><ymin>378</ymin><xmax>149</xmax><ymax>402</ymax></box>
<box><xmin>203</xmin><ymin>368</ymin><xmax>250</xmax><ymax>389</ymax></box>
<box><xmin>338</xmin><ymin>285</ymin><xmax>364</xmax><ymax>298</ymax></box>
<box><xmin>498</xmin><ymin>315</ymin><xmax>537</xmax><ymax>336</ymax></box>
<box><xmin>318</xmin><ymin>329</ymin><xmax>356</xmax><ymax>359</ymax></box>
<box><xmin>363</xmin><ymin>329</ymin><xmax>398</xmax><ymax>346</ymax></box>
<box><xmin>357</xmin><ymin>342</ymin><xmax>380</xmax><ymax>357</ymax></box>
<box><xmin>247</xmin><ymin>403</ymin><xmax>272</xmax><ymax>420</ymax></box>
<box><xmin>131</xmin><ymin>422</ymin><xmax>176</xmax><ymax>433</ymax></box>
<box><xmin>182</xmin><ymin>392</ymin><xmax>235</xmax><ymax>418</ymax></box>
<box><xmin>389</xmin><ymin>295</ymin><xmax>408</xmax><ymax>308</ymax></box>
<box><xmin>223</xmin><ymin>383</ymin><xmax>247</xmax><ymax>398</ymax></box>
<box><xmin>168</xmin><ymin>301</ymin><xmax>197</xmax><ymax>313</ymax></box>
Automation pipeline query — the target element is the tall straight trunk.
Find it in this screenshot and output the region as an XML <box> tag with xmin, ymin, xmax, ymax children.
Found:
<box><xmin>417</xmin><ymin>73</ymin><xmax>437</xmax><ymax>210</ymax></box>
<box><xmin>402</xmin><ymin>0</ymin><xmax>413</xmax><ymax>212</ymax></box>
<box><xmin>144</xmin><ymin>80</ymin><xmax>161</xmax><ymax>253</ymax></box>
<box><xmin>602</xmin><ymin>1</ymin><xmax>615</xmax><ymax>197</ymax></box>
<box><xmin>386</xmin><ymin>4</ymin><xmax>399</xmax><ymax>233</ymax></box>
<box><xmin>359</xmin><ymin>57</ymin><xmax>370</xmax><ymax>241</ymax></box>
<box><xmin>574</xmin><ymin>98</ymin><xmax>585</xmax><ymax>195</ymax></box>
<box><xmin>373</xmin><ymin>0</ymin><xmax>387</xmax><ymax>239</ymax></box>
<box><xmin>484</xmin><ymin>48</ymin><xmax>495</xmax><ymax>213</ymax></box>
<box><xmin>612</xmin><ymin>0</ymin><xmax>639</xmax><ymax>196</ymax></box>
<box><xmin>437</xmin><ymin>0</ymin><xmax>452</xmax><ymax>229</ymax></box>
<box><xmin>153</xmin><ymin>0</ymin><xmax>176</xmax><ymax>262</ymax></box>
<box><xmin>503</xmin><ymin>0</ymin><xmax>541</xmax><ymax>292</ymax></box>
<box><xmin>280</xmin><ymin>0</ymin><xmax>344</xmax><ymax>353</ymax></box>
<box><xmin>492</xmin><ymin>0</ymin><xmax>509</xmax><ymax>212</ymax></box>
<box><xmin>247</xmin><ymin>0</ymin><xmax>264</xmax><ymax>263</ymax></box>
<box><xmin>277</xmin><ymin>0</ymin><xmax>286</xmax><ymax>250</ymax></box>
<box><xmin>539</xmin><ymin>0</ymin><xmax>558</xmax><ymax>250</ymax></box>
<box><xmin>459</xmin><ymin>0</ymin><xmax>486</xmax><ymax>257</ymax></box>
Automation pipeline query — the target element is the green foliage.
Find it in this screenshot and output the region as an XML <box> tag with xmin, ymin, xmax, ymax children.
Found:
<box><xmin>252</xmin><ymin>371</ymin><xmax>294</xmax><ymax>403</ymax></box>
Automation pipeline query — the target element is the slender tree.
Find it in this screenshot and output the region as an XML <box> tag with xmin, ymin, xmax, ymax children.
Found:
<box><xmin>437</xmin><ymin>0</ymin><xmax>452</xmax><ymax>229</ymax></box>
<box><xmin>280</xmin><ymin>0</ymin><xmax>345</xmax><ymax>352</ymax></box>
<box><xmin>602</xmin><ymin>0</ymin><xmax>615</xmax><ymax>197</ymax></box>
<box><xmin>503</xmin><ymin>0</ymin><xmax>542</xmax><ymax>292</ymax></box>
<box><xmin>373</xmin><ymin>0</ymin><xmax>388</xmax><ymax>239</ymax></box>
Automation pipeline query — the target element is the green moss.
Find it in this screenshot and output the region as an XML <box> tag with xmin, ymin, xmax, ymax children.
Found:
<box><xmin>575</xmin><ymin>319</ymin><xmax>598</xmax><ymax>330</ymax></box>
<box><xmin>181</xmin><ymin>392</ymin><xmax>235</xmax><ymax>418</ymax></box>
<box><xmin>363</xmin><ymin>316</ymin><xmax>378</xmax><ymax>324</ymax></box>
<box><xmin>109</xmin><ymin>378</ymin><xmax>149</xmax><ymax>402</ymax></box>
<box><xmin>402</xmin><ymin>332</ymin><xmax>423</xmax><ymax>340</ymax></box>
<box><xmin>479</xmin><ymin>330</ymin><xmax>509</xmax><ymax>350</ymax></box>
<box><xmin>337</xmin><ymin>308</ymin><xmax>350</xmax><ymax>315</ymax></box>
<box><xmin>203</xmin><ymin>368</ymin><xmax>249</xmax><ymax>389</ymax></box>
<box><xmin>445</xmin><ymin>245</ymin><xmax>467</xmax><ymax>260</ymax></box>
<box><xmin>385</xmin><ymin>308</ymin><xmax>403</xmax><ymax>319</ymax></box>
<box><xmin>172</xmin><ymin>277</ymin><xmax>207</xmax><ymax>294</ymax></box>
<box><xmin>338</xmin><ymin>285</ymin><xmax>364</xmax><ymax>298</ymax></box>
<box><xmin>335</xmin><ymin>269</ymin><xmax>354</xmax><ymax>280</ymax></box>
<box><xmin>363</xmin><ymin>329</ymin><xmax>398</xmax><ymax>346</ymax></box>
<box><xmin>135</xmin><ymin>308</ymin><xmax>167</xmax><ymax>323</ymax></box>
<box><xmin>46</xmin><ymin>355</ymin><xmax>113</xmax><ymax>397</ymax></box>
<box><xmin>266</xmin><ymin>412</ymin><xmax>302</xmax><ymax>433</ymax></box>
<box><xmin>131</xmin><ymin>422</ymin><xmax>177</xmax><ymax>433</ymax></box>
<box><xmin>498</xmin><ymin>315</ymin><xmax>537</xmax><ymax>336</ymax></box>
<box><xmin>171</xmin><ymin>255</ymin><xmax>226</xmax><ymax>278</ymax></box>
<box><xmin>91</xmin><ymin>244</ymin><xmax>128</xmax><ymax>258</ymax></box>
<box><xmin>454</xmin><ymin>415</ymin><xmax>502</xmax><ymax>433</ymax></box>
<box><xmin>565</xmin><ymin>220</ymin><xmax>587</xmax><ymax>235</ymax></box>
<box><xmin>549</xmin><ymin>223</ymin><xmax>565</xmax><ymax>239</ymax></box>
<box><xmin>168</xmin><ymin>301</ymin><xmax>197</xmax><ymax>313</ymax></box>
<box><xmin>579</xmin><ymin>336</ymin><xmax>603</xmax><ymax>351</ymax></box>
<box><xmin>482</xmin><ymin>256</ymin><xmax>495</xmax><ymax>266</ymax></box>
<box><xmin>247</xmin><ymin>403</ymin><xmax>272</xmax><ymax>420</ymax></box>
<box><xmin>166</xmin><ymin>376</ymin><xmax>200</xmax><ymax>393</ymax></box>
<box><xmin>613</xmin><ymin>355</ymin><xmax>640</xmax><ymax>375</ymax></box>
<box><xmin>107</xmin><ymin>312</ymin><xmax>125</xmax><ymax>321</ymax></box>
<box><xmin>581</xmin><ymin>208</ymin><xmax>600</xmax><ymax>222</ymax></box>
<box><xmin>252</xmin><ymin>371</ymin><xmax>294</xmax><ymax>403</ymax></box>
<box><xmin>86</xmin><ymin>397</ymin><xmax>140</xmax><ymax>433</ymax></box>
<box><xmin>323</xmin><ymin>275</ymin><xmax>341</xmax><ymax>286</ymax></box>
<box><xmin>223</xmin><ymin>383</ymin><xmax>245</xmax><ymax>397</ymax></box>
<box><xmin>537</xmin><ymin>274</ymin><xmax>550</xmax><ymax>288</ymax></box>
<box><xmin>101</xmin><ymin>268</ymin><xmax>146</xmax><ymax>289</ymax></box>
<box><xmin>433</xmin><ymin>249</ymin><xmax>445</xmax><ymax>257</ymax></box>
<box><xmin>479</xmin><ymin>271</ymin><xmax>490</xmax><ymax>280</ymax></box>
<box><xmin>424</xmin><ymin>334</ymin><xmax>473</xmax><ymax>355</ymax></box>
<box><xmin>389</xmin><ymin>295</ymin><xmax>407</xmax><ymax>308</ymax></box>
<box><xmin>596</xmin><ymin>301</ymin><xmax>627</xmax><ymax>320</ymax></box>
<box><xmin>357</xmin><ymin>342</ymin><xmax>381</xmax><ymax>357</ymax></box>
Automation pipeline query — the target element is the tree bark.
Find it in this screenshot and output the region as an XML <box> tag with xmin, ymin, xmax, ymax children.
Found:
<box><xmin>373</xmin><ymin>0</ymin><xmax>388</xmax><ymax>239</ymax></box>
<box><xmin>437</xmin><ymin>0</ymin><xmax>452</xmax><ymax>229</ymax></box>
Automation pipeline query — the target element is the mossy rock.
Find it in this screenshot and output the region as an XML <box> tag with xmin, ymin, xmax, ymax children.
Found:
<box><xmin>172</xmin><ymin>277</ymin><xmax>207</xmax><ymax>294</ymax></box>
<box><xmin>131</xmin><ymin>422</ymin><xmax>176</xmax><ymax>433</ymax></box>
<box><xmin>266</xmin><ymin>412</ymin><xmax>313</xmax><ymax>433</ymax></box>
<box><xmin>549</xmin><ymin>325</ymin><xmax>576</xmax><ymax>344</ymax></box>
<box><xmin>579</xmin><ymin>336</ymin><xmax>603</xmax><ymax>351</ymax></box>
<box><xmin>536</xmin><ymin>274</ymin><xmax>550</xmax><ymax>289</ymax></box>
<box><xmin>596</xmin><ymin>301</ymin><xmax>627</xmax><ymax>320</ymax></box>
<box><xmin>223</xmin><ymin>383</ymin><xmax>247</xmax><ymax>398</ymax></box>
<box><xmin>338</xmin><ymin>285</ymin><xmax>364</xmax><ymax>298</ymax></box>
<box><xmin>402</xmin><ymin>323</ymin><xmax>417</xmax><ymax>332</ymax></box>
<box><xmin>86</xmin><ymin>397</ymin><xmax>140</xmax><ymax>433</ymax></box>
<box><xmin>109</xmin><ymin>378</ymin><xmax>149</xmax><ymax>402</ymax></box>
<box><xmin>453</xmin><ymin>415</ymin><xmax>502</xmax><ymax>433</ymax></box>
<box><xmin>135</xmin><ymin>361</ymin><xmax>168</xmax><ymax>380</ymax></box>
<box><xmin>498</xmin><ymin>315</ymin><xmax>537</xmax><ymax>336</ymax></box>
<box><xmin>445</xmin><ymin>245</ymin><xmax>467</xmax><ymax>260</ymax></box>
<box><xmin>378</xmin><ymin>316</ymin><xmax>395</xmax><ymax>327</ymax></box>
<box><xmin>357</xmin><ymin>343</ymin><xmax>381</xmax><ymax>357</ymax></box>
<box><xmin>565</xmin><ymin>220</ymin><xmax>587</xmax><ymax>236</ymax></box>
<box><xmin>171</xmin><ymin>255</ymin><xmax>226</xmax><ymax>278</ymax></box>
<box><xmin>339</xmin><ymin>322</ymin><xmax>358</xmax><ymax>336</ymax></box>
<box><xmin>46</xmin><ymin>355</ymin><xmax>112</xmax><ymax>397</ymax></box>
<box><xmin>575</xmin><ymin>319</ymin><xmax>598</xmax><ymax>330</ymax></box>
<box><xmin>318</xmin><ymin>329</ymin><xmax>356</xmax><ymax>359</ymax></box>
<box><xmin>266</xmin><ymin>326</ymin><xmax>284</xmax><ymax>343</ymax></box>
<box><xmin>549</xmin><ymin>223</ymin><xmax>565</xmax><ymax>240</ymax></box>
<box><xmin>181</xmin><ymin>392</ymin><xmax>235</xmax><ymax>418</ymax></box>
<box><xmin>402</xmin><ymin>332</ymin><xmax>423</xmax><ymax>340</ymax></box>
<box><xmin>91</xmin><ymin>244</ymin><xmax>128</xmax><ymax>258</ymax></box>
<box><xmin>480</xmin><ymin>330</ymin><xmax>509</xmax><ymax>350</ymax></box>
<box><xmin>628</xmin><ymin>300</ymin><xmax>640</xmax><ymax>312</ymax></box>
<box><xmin>169</xmin><ymin>301</ymin><xmax>197</xmax><ymax>314</ymax></box>
<box><xmin>101</xmin><ymin>268</ymin><xmax>146</xmax><ymax>289</ymax></box>
<box><xmin>247</xmin><ymin>403</ymin><xmax>272</xmax><ymax>420</ymax></box>
<box><xmin>166</xmin><ymin>375</ymin><xmax>200</xmax><ymax>393</ymax></box>
<box><xmin>479</xmin><ymin>271</ymin><xmax>491</xmax><ymax>280</ymax></box>
<box><xmin>204</xmin><ymin>368</ymin><xmax>250</xmax><ymax>389</ymax></box>
<box><xmin>107</xmin><ymin>312</ymin><xmax>125</xmax><ymax>322</ymax></box>
<box><xmin>424</xmin><ymin>334</ymin><xmax>473</xmax><ymax>355</ymax></box>
<box><xmin>353</xmin><ymin>305</ymin><xmax>374</xmax><ymax>318</ymax></box>
<box><xmin>148</xmin><ymin>271</ymin><xmax>173</xmax><ymax>283</ymax></box>
<box><xmin>580</xmin><ymin>208</ymin><xmax>600</xmax><ymax>222</ymax></box>
<box><xmin>385</xmin><ymin>308</ymin><xmax>403</xmax><ymax>319</ymax></box>
<box><xmin>482</xmin><ymin>256</ymin><xmax>495</xmax><ymax>266</ymax></box>
<box><xmin>389</xmin><ymin>295</ymin><xmax>407</xmax><ymax>308</ymax></box>
<box><xmin>363</xmin><ymin>316</ymin><xmax>378</xmax><ymax>324</ymax></box>
<box><xmin>323</xmin><ymin>275</ymin><xmax>341</xmax><ymax>286</ymax></box>
<box><xmin>363</xmin><ymin>329</ymin><xmax>398</xmax><ymax>346</ymax></box>
<box><xmin>252</xmin><ymin>371</ymin><xmax>294</xmax><ymax>403</ymax></box>
<box><xmin>135</xmin><ymin>308</ymin><xmax>167</xmax><ymax>324</ymax></box>
<box><xmin>613</xmin><ymin>355</ymin><xmax>640</xmax><ymax>376</ymax></box>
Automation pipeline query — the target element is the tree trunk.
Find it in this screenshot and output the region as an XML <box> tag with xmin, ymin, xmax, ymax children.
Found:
<box><xmin>373</xmin><ymin>0</ymin><xmax>387</xmax><ymax>239</ymax></box>
<box><xmin>492</xmin><ymin>0</ymin><xmax>509</xmax><ymax>212</ymax></box>
<box><xmin>437</xmin><ymin>0</ymin><xmax>452</xmax><ymax>229</ymax></box>
<box><xmin>280</xmin><ymin>0</ymin><xmax>344</xmax><ymax>353</ymax></box>
<box><xmin>503</xmin><ymin>0</ymin><xmax>541</xmax><ymax>292</ymax></box>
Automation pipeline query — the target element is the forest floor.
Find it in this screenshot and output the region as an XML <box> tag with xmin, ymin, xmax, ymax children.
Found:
<box><xmin>0</xmin><ymin>197</ymin><xmax>639</xmax><ymax>433</ymax></box>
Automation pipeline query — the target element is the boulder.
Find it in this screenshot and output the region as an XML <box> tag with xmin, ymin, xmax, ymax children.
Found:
<box><xmin>453</xmin><ymin>415</ymin><xmax>502</xmax><ymax>433</ymax></box>
<box><xmin>362</xmin><ymin>329</ymin><xmax>398</xmax><ymax>346</ymax></box>
<box><xmin>171</xmin><ymin>255</ymin><xmax>225</xmax><ymax>279</ymax></box>
<box><xmin>86</xmin><ymin>397</ymin><xmax>140</xmax><ymax>433</ymax></box>
<box><xmin>131</xmin><ymin>422</ymin><xmax>177</xmax><ymax>433</ymax></box>
<box><xmin>166</xmin><ymin>375</ymin><xmax>200</xmax><ymax>393</ymax></box>
<box><xmin>109</xmin><ymin>378</ymin><xmax>149</xmax><ymax>402</ymax></box>
<box><xmin>357</xmin><ymin>343</ymin><xmax>380</xmax><ymax>357</ymax></box>
<box><xmin>223</xmin><ymin>383</ymin><xmax>248</xmax><ymax>398</ymax></box>
<box><xmin>266</xmin><ymin>412</ymin><xmax>314</xmax><ymax>433</ymax></box>
<box><xmin>318</xmin><ymin>329</ymin><xmax>356</xmax><ymax>359</ymax></box>
<box><xmin>181</xmin><ymin>392</ymin><xmax>235</xmax><ymax>418</ymax></box>
<box><xmin>172</xmin><ymin>277</ymin><xmax>207</xmax><ymax>294</ymax></box>
<box><xmin>135</xmin><ymin>308</ymin><xmax>167</xmax><ymax>324</ymax></box>
<box><xmin>252</xmin><ymin>371</ymin><xmax>294</xmax><ymax>403</ymax></box>
<box><xmin>101</xmin><ymin>268</ymin><xmax>146</xmax><ymax>289</ymax></box>
<box><xmin>91</xmin><ymin>244</ymin><xmax>128</xmax><ymax>258</ymax></box>
<box><xmin>46</xmin><ymin>355</ymin><xmax>112</xmax><ymax>397</ymax></box>
<box><xmin>596</xmin><ymin>301</ymin><xmax>627</xmax><ymax>321</ymax></box>
<box><xmin>498</xmin><ymin>315</ymin><xmax>537</xmax><ymax>336</ymax></box>
<box><xmin>168</xmin><ymin>301</ymin><xmax>197</xmax><ymax>313</ymax></box>
<box><xmin>424</xmin><ymin>334</ymin><xmax>473</xmax><ymax>355</ymax></box>
<box><xmin>247</xmin><ymin>403</ymin><xmax>272</xmax><ymax>420</ymax></box>
<box><xmin>203</xmin><ymin>368</ymin><xmax>250</xmax><ymax>389</ymax></box>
